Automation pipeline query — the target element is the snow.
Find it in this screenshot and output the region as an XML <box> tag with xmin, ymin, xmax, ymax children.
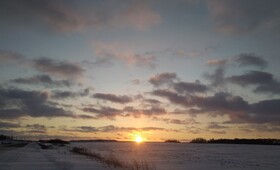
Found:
<box><xmin>0</xmin><ymin>142</ymin><xmax>109</xmax><ymax>170</ymax></box>
<box><xmin>73</xmin><ymin>142</ymin><xmax>280</xmax><ymax>170</ymax></box>
<box><xmin>0</xmin><ymin>142</ymin><xmax>279</xmax><ymax>170</ymax></box>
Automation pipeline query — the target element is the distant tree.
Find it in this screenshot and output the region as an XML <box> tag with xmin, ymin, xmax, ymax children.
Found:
<box><xmin>0</xmin><ymin>134</ymin><xmax>13</xmax><ymax>140</ymax></box>
<box><xmin>193</xmin><ymin>138</ymin><xmax>280</xmax><ymax>145</ymax></box>
<box><xmin>165</xmin><ymin>139</ymin><xmax>180</xmax><ymax>143</ymax></box>
<box><xmin>190</xmin><ymin>138</ymin><xmax>207</xmax><ymax>143</ymax></box>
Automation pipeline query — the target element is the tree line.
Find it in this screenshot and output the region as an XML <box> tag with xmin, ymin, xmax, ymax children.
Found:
<box><xmin>0</xmin><ymin>134</ymin><xmax>13</xmax><ymax>140</ymax></box>
<box><xmin>190</xmin><ymin>138</ymin><xmax>280</xmax><ymax>145</ymax></box>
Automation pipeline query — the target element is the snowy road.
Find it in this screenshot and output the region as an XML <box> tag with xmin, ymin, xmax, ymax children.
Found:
<box><xmin>0</xmin><ymin>142</ymin><xmax>109</xmax><ymax>170</ymax></box>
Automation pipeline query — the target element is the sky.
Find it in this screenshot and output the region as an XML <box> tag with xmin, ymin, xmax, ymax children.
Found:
<box><xmin>0</xmin><ymin>0</ymin><xmax>280</xmax><ymax>141</ymax></box>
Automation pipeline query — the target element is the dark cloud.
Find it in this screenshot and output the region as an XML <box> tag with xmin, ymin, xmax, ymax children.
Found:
<box><xmin>52</xmin><ymin>88</ymin><xmax>91</xmax><ymax>99</ymax></box>
<box><xmin>0</xmin><ymin>87</ymin><xmax>91</xmax><ymax>119</ymax></box>
<box><xmin>0</xmin><ymin>0</ymin><xmax>89</xmax><ymax>33</ymax></box>
<box><xmin>192</xmin><ymin>92</ymin><xmax>250</xmax><ymax>115</ymax></box>
<box><xmin>235</xmin><ymin>53</ymin><xmax>268</xmax><ymax>69</ymax></box>
<box><xmin>153</xmin><ymin>117</ymin><xmax>198</xmax><ymax>125</ymax></box>
<box><xmin>240</xmin><ymin>124</ymin><xmax>280</xmax><ymax>133</ymax></box>
<box><xmin>152</xmin><ymin>89</ymin><xmax>188</xmax><ymax>106</ymax></box>
<box><xmin>204</xmin><ymin>66</ymin><xmax>225</xmax><ymax>87</ymax></box>
<box><xmin>173</xmin><ymin>81</ymin><xmax>209</xmax><ymax>94</ymax></box>
<box><xmin>207</xmin><ymin>122</ymin><xmax>228</xmax><ymax>129</ymax></box>
<box><xmin>52</xmin><ymin>91</ymin><xmax>77</xmax><ymax>99</ymax></box>
<box><xmin>0</xmin><ymin>0</ymin><xmax>161</xmax><ymax>33</ymax></box>
<box><xmin>227</xmin><ymin>71</ymin><xmax>273</xmax><ymax>86</ymax></box>
<box><xmin>82</xmin><ymin>106</ymin><xmax>122</xmax><ymax>119</ymax></box>
<box><xmin>205</xmin><ymin>53</ymin><xmax>267</xmax><ymax>88</ymax></box>
<box><xmin>1</xmin><ymin>51</ymin><xmax>85</xmax><ymax>80</ymax></box>
<box><xmin>227</xmin><ymin>71</ymin><xmax>280</xmax><ymax>95</ymax></box>
<box><xmin>149</xmin><ymin>72</ymin><xmax>177</xmax><ymax>87</ymax></box>
<box><xmin>32</xmin><ymin>58</ymin><xmax>84</xmax><ymax>78</ymax></box>
<box><xmin>207</xmin><ymin>0</ymin><xmax>280</xmax><ymax>34</ymax></box>
<box><xmin>254</xmin><ymin>81</ymin><xmax>280</xmax><ymax>95</ymax></box>
<box><xmin>11</xmin><ymin>74</ymin><xmax>73</xmax><ymax>87</ymax></box>
<box><xmin>250</xmin><ymin>99</ymin><xmax>280</xmax><ymax>119</ymax></box>
<box><xmin>82</xmin><ymin>105</ymin><xmax>166</xmax><ymax>119</ymax></box>
<box><xmin>226</xmin><ymin>99</ymin><xmax>280</xmax><ymax>124</ymax></box>
<box><xmin>153</xmin><ymin>87</ymin><xmax>280</xmax><ymax>124</ymax></box>
<box><xmin>93</xmin><ymin>93</ymin><xmax>132</xmax><ymax>104</ymax></box>
<box><xmin>72</xmin><ymin>126</ymin><xmax>98</xmax><ymax>133</ymax></box>
<box><xmin>123</xmin><ymin>106</ymin><xmax>166</xmax><ymax>118</ymax></box>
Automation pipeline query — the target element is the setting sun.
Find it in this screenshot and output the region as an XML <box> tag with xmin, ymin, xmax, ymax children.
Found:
<box><xmin>135</xmin><ymin>135</ymin><xmax>143</xmax><ymax>143</ymax></box>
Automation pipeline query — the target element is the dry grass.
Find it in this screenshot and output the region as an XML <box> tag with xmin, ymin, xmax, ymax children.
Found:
<box><xmin>71</xmin><ymin>147</ymin><xmax>156</xmax><ymax>170</ymax></box>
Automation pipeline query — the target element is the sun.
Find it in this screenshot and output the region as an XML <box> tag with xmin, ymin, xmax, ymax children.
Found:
<box><xmin>135</xmin><ymin>135</ymin><xmax>143</xmax><ymax>143</ymax></box>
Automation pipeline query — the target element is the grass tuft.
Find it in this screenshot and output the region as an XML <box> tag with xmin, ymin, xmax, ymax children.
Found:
<box><xmin>70</xmin><ymin>147</ymin><xmax>156</xmax><ymax>170</ymax></box>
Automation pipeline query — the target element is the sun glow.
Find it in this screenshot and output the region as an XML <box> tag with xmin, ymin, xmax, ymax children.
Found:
<box><xmin>135</xmin><ymin>135</ymin><xmax>143</xmax><ymax>143</ymax></box>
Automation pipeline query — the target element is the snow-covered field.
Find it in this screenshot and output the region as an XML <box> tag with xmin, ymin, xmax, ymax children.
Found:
<box><xmin>73</xmin><ymin>142</ymin><xmax>280</xmax><ymax>170</ymax></box>
<box><xmin>0</xmin><ymin>142</ymin><xmax>279</xmax><ymax>170</ymax></box>
<box><xmin>0</xmin><ymin>142</ymin><xmax>109</xmax><ymax>170</ymax></box>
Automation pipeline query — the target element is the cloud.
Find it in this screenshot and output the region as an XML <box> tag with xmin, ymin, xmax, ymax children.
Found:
<box><xmin>227</xmin><ymin>71</ymin><xmax>273</xmax><ymax>86</ymax></box>
<box><xmin>52</xmin><ymin>88</ymin><xmax>91</xmax><ymax>99</ymax></box>
<box><xmin>204</xmin><ymin>53</ymin><xmax>271</xmax><ymax>92</ymax></box>
<box><xmin>191</xmin><ymin>92</ymin><xmax>250</xmax><ymax>115</ymax></box>
<box><xmin>207</xmin><ymin>122</ymin><xmax>228</xmax><ymax>129</ymax></box>
<box><xmin>93</xmin><ymin>93</ymin><xmax>132</xmax><ymax>104</ymax></box>
<box><xmin>253</xmin><ymin>99</ymin><xmax>280</xmax><ymax>115</ymax></box>
<box><xmin>0</xmin><ymin>50</ymin><xmax>25</xmax><ymax>63</ymax></box>
<box><xmin>0</xmin><ymin>87</ymin><xmax>92</xmax><ymax>119</ymax></box>
<box><xmin>130</xmin><ymin>79</ymin><xmax>141</xmax><ymax>85</ymax></box>
<box><xmin>204</xmin><ymin>66</ymin><xmax>225</xmax><ymax>88</ymax></box>
<box><xmin>1</xmin><ymin>50</ymin><xmax>85</xmax><ymax>80</ymax></box>
<box><xmin>226</xmin><ymin>99</ymin><xmax>280</xmax><ymax>124</ymax></box>
<box><xmin>123</xmin><ymin>106</ymin><xmax>166</xmax><ymax>118</ymax></box>
<box><xmin>152</xmin><ymin>89</ymin><xmax>187</xmax><ymax>106</ymax></box>
<box><xmin>152</xmin><ymin>90</ymin><xmax>249</xmax><ymax>116</ymax></box>
<box><xmin>82</xmin><ymin>106</ymin><xmax>122</xmax><ymax>119</ymax></box>
<box><xmin>82</xmin><ymin>105</ymin><xmax>166</xmax><ymax>119</ymax></box>
<box><xmin>149</xmin><ymin>72</ymin><xmax>209</xmax><ymax>93</ymax></box>
<box><xmin>25</xmin><ymin>124</ymin><xmax>48</xmax><ymax>133</ymax></box>
<box><xmin>11</xmin><ymin>74</ymin><xmax>73</xmax><ymax>87</ymax></box>
<box><xmin>83</xmin><ymin>58</ymin><xmax>114</xmax><ymax>68</ymax></box>
<box><xmin>227</xmin><ymin>71</ymin><xmax>280</xmax><ymax>95</ymax></box>
<box><xmin>254</xmin><ymin>81</ymin><xmax>280</xmax><ymax>95</ymax></box>
<box><xmin>149</xmin><ymin>72</ymin><xmax>177</xmax><ymax>87</ymax></box>
<box><xmin>111</xmin><ymin>1</ymin><xmax>161</xmax><ymax>31</ymax></box>
<box><xmin>207</xmin><ymin>0</ymin><xmax>280</xmax><ymax>34</ymax></box>
<box><xmin>234</xmin><ymin>53</ymin><xmax>268</xmax><ymax>69</ymax></box>
<box><xmin>0</xmin><ymin>121</ymin><xmax>21</xmax><ymax>129</ymax></box>
<box><xmin>153</xmin><ymin>117</ymin><xmax>198</xmax><ymax>125</ymax></box>
<box><xmin>0</xmin><ymin>0</ymin><xmax>89</xmax><ymax>33</ymax></box>
<box><xmin>152</xmin><ymin>87</ymin><xmax>280</xmax><ymax>124</ymax></box>
<box><xmin>93</xmin><ymin>42</ymin><xmax>156</xmax><ymax>68</ymax></box>
<box><xmin>0</xmin><ymin>0</ymin><xmax>161</xmax><ymax>33</ymax></box>
<box><xmin>143</xmin><ymin>98</ymin><xmax>162</xmax><ymax>105</ymax></box>
<box><xmin>173</xmin><ymin>81</ymin><xmax>209</xmax><ymax>94</ymax></box>
<box><xmin>206</xmin><ymin>59</ymin><xmax>227</xmax><ymax>67</ymax></box>
<box><xmin>69</xmin><ymin>125</ymin><xmax>172</xmax><ymax>133</ymax></box>
<box><xmin>32</xmin><ymin>58</ymin><xmax>84</xmax><ymax>78</ymax></box>
<box><xmin>240</xmin><ymin>124</ymin><xmax>280</xmax><ymax>133</ymax></box>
